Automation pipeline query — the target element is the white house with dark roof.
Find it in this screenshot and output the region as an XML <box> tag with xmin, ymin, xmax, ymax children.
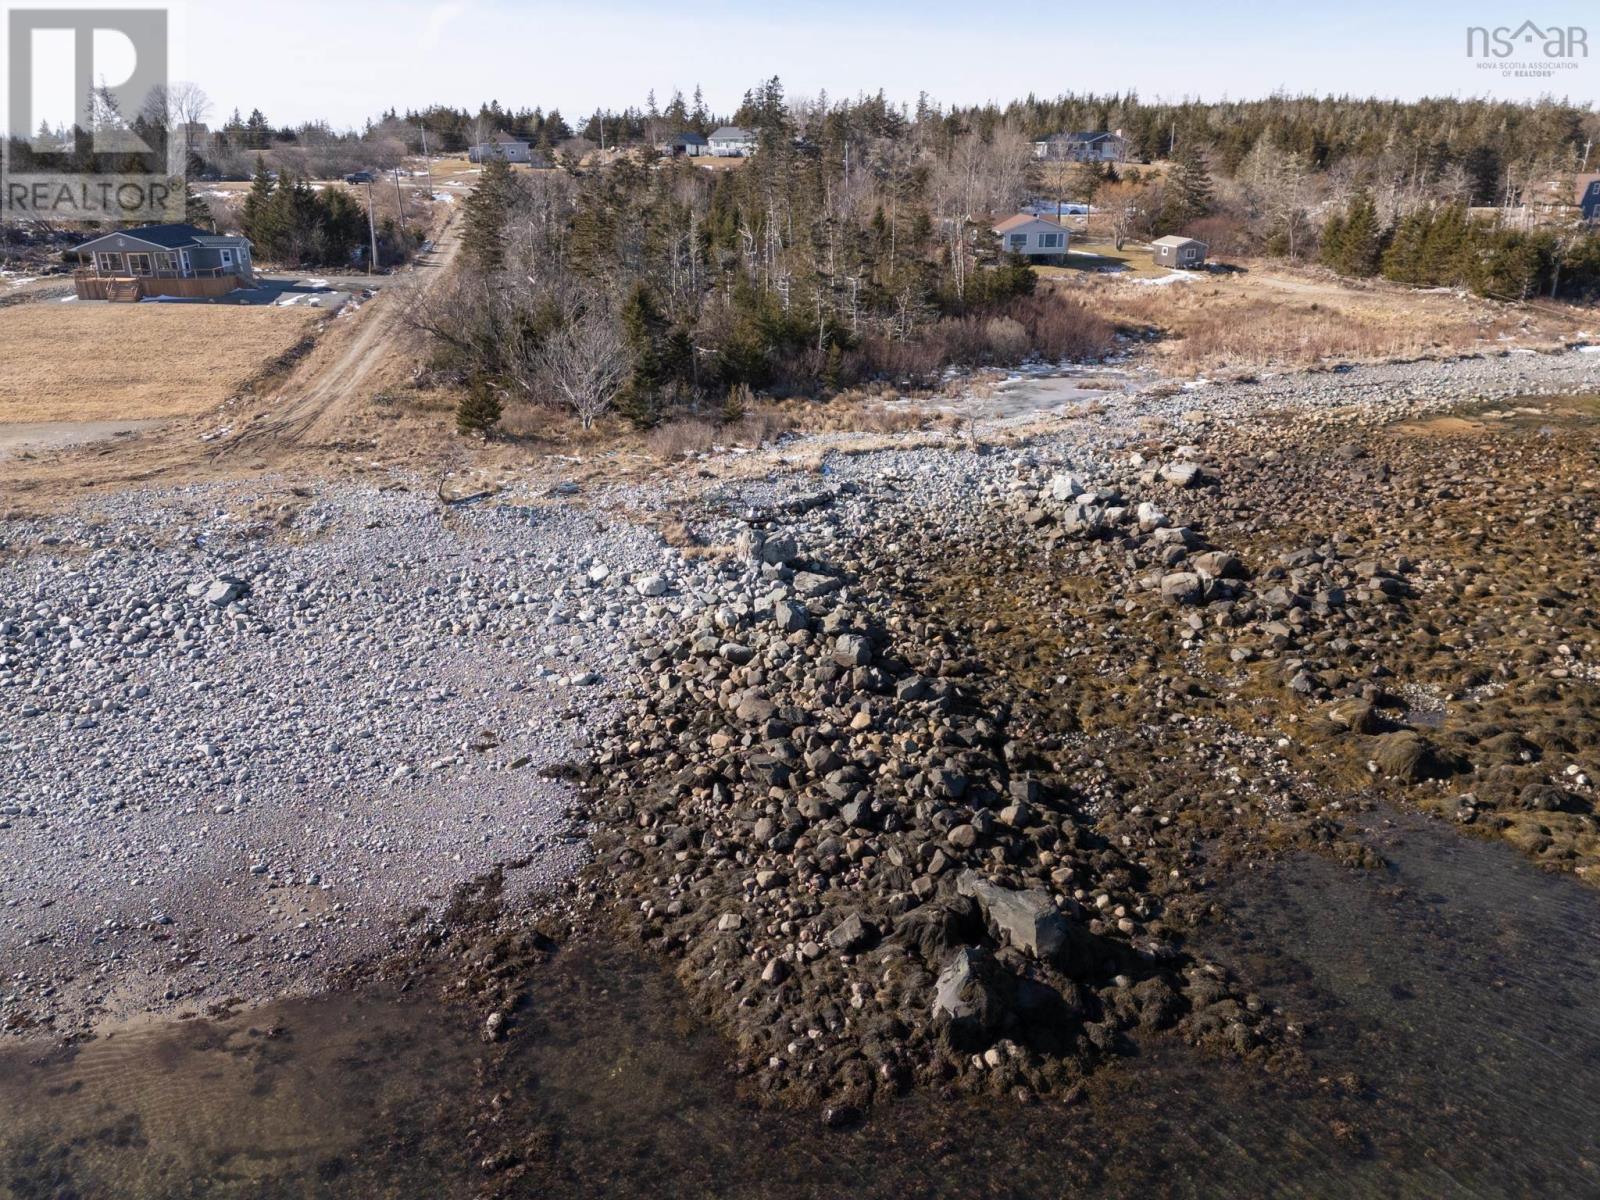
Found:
<box><xmin>708</xmin><ymin>126</ymin><xmax>757</xmax><ymax>157</ymax></box>
<box><xmin>1033</xmin><ymin>131</ymin><xmax>1128</xmax><ymax>163</ymax></box>
<box><xmin>469</xmin><ymin>133</ymin><xmax>534</xmax><ymax>163</ymax></box>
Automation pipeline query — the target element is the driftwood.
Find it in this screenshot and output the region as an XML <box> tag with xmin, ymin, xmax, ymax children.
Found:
<box><xmin>435</xmin><ymin>475</ymin><xmax>499</xmax><ymax>506</ymax></box>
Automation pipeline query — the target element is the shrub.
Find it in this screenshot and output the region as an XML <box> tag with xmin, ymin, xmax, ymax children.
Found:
<box><xmin>455</xmin><ymin>376</ymin><xmax>503</xmax><ymax>437</ymax></box>
<box><xmin>981</xmin><ymin>316</ymin><xmax>1030</xmax><ymax>362</ymax></box>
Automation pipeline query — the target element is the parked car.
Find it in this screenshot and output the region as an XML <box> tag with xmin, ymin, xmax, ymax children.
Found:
<box><xmin>1022</xmin><ymin>200</ymin><xmax>1091</xmax><ymax>218</ymax></box>
<box><xmin>345</xmin><ymin>170</ymin><xmax>374</xmax><ymax>184</ymax></box>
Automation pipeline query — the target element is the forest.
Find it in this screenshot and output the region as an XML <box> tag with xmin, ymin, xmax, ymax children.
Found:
<box><xmin>407</xmin><ymin>80</ymin><xmax>1600</xmax><ymax>434</ymax></box>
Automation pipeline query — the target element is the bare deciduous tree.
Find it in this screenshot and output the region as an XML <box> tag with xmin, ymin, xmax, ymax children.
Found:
<box><xmin>540</xmin><ymin>302</ymin><xmax>631</xmax><ymax>429</ymax></box>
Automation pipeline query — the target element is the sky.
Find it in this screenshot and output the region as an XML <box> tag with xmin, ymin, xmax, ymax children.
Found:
<box><xmin>16</xmin><ymin>0</ymin><xmax>1600</xmax><ymax>131</ymax></box>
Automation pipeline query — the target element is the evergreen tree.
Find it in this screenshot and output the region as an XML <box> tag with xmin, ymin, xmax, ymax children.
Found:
<box><xmin>1161</xmin><ymin>141</ymin><xmax>1214</xmax><ymax>230</ymax></box>
<box><xmin>1418</xmin><ymin>204</ymin><xmax>1471</xmax><ymax>285</ymax></box>
<box><xmin>455</xmin><ymin>374</ymin><xmax>503</xmax><ymax>437</ymax></box>
<box><xmin>1381</xmin><ymin>208</ymin><xmax>1432</xmax><ymax>285</ymax></box>
<box><xmin>617</xmin><ymin>282</ymin><xmax>668</xmax><ymax>426</ymax></box>
<box><xmin>240</xmin><ymin>156</ymin><xmax>278</xmax><ymax>252</ymax></box>
<box><xmin>1319</xmin><ymin>210</ymin><xmax>1347</xmax><ymax>271</ymax></box>
<box><xmin>462</xmin><ymin>156</ymin><xmax>514</xmax><ymax>272</ymax></box>
<box><xmin>179</xmin><ymin>180</ymin><xmax>213</xmax><ymax>229</ymax></box>
<box><xmin>1321</xmin><ymin>190</ymin><xmax>1383</xmax><ymax>277</ymax></box>
<box><xmin>1342</xmin><ymin>191</ymin><xmax>1383</xmax><ymax>276</ymax></box>
<box><xmin>244</xmin><ymin>107</ymin><xmax>271</xmax><ymax>150</ymax></box>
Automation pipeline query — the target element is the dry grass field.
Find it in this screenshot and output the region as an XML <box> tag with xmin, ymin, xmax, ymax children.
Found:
<box><xmin>0</xmin><ymin>304</ymin><xmax>321</xmax><ymax>424</ymax></box>
<box><xmin>1052</xmin><ymin>263</ymin><xmax>1591</xmax><ymax>375</ymax></box>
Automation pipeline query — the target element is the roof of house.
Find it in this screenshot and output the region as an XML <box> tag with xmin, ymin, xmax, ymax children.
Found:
<box><xmin>1575</xmin><ymin>173</ymin><xmax>1600</xmax><ymax>202</ymax></box>
<box><xmin>994</xmin><ymin>213</ymin><xmax>1067</xmax><ymax>234</ymax></box>
<box><xmin>708</xmin><ymin>126</ymin><xmax>755</xmax><ymax>140</ymax></box>
<box><xmin>1038</xmin><ymin>130</ymin><xmax>1122</xmax><ymax>144</ymax></box>
<box><xmin>1151</xmin><ymin>235</ymin><xmax>1206</xmax><ymax>249</ymax></box>
<box><xmin>77</xmin><ymin>223</ymin><xmax>249</xmax><ymax>252</ymax></box>
<box><xmin>490</xmin><ymin>132</ymin><xmax>529</xmax><ymax>144</ymax></box>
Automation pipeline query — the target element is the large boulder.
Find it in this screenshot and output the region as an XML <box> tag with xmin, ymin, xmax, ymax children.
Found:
<box><xmin>957</xmin><ymin>870</ymin><xmax>1069</xmax><ymax>960</ymax></box>
<box><xmin>1159</xmin><ymin>572</ymin><xmax>1203</xmax><ymax>604</ymax></box>
<box><xmin>1159</xmin><ymin>461</ymin><xmax>1204</xmax><ymax>488</ymax></box>
<box><xmin>1045</xmin><ymin>472</ymin><xmax>1086</xmax><ymax>503</ymax></box>
<box><xmin>933</xmin><ymin>947</ymin><xmax>1005</xmax><ymax>1036</ymax></box>
<box><xmin>793</xmin><ymin>571</ymin><xmax>841</xmax><ymax>599</ymax></box>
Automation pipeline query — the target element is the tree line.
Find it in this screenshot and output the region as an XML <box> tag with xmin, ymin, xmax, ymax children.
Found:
<box><xmin>415</xmin><ymin>80</ymin><xmax>1116</xmax><ymax>434</ymax></box>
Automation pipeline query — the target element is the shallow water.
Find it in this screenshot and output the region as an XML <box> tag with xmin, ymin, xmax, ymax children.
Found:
<box><xmin>3</xmin><ymin>808</ymin><xmax>1598</xmax><ymax>1198</ymax></box>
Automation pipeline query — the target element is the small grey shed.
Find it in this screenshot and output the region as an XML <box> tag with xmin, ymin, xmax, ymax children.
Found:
<box><xmin>1151</xmin><ymin>235</ymin><xmax>1208</xmax><ymax>269</ymax></box>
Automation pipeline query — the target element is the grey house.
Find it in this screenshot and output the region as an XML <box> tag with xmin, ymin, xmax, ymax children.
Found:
<box><xmin>73</xmin><ymin>223</ymin><xmax>254</xmax><ymax>299</ymax></box>
<box><xmin>708</xmin><ymin>126</ymin><xmax>757</xmax><ymax>156</ymax></box>
<box><xmin>993</xmin><ymin>214</ymin><xmax>1070</xmax><ymax>262</ymax></box>
<box><xmin>469</xmin><ymin>135</ymin><xmax>533</xmax><ymax>163</ymax></box>
<box><xmin>1033</xmin><ymin>131</ymin><xmax>1128</xmax><ymax>163</ymax></box>
<box><xmin>1151</xmin><ymin>235</ymin><xmax>1208</xmax><ymax>269</ymax></box>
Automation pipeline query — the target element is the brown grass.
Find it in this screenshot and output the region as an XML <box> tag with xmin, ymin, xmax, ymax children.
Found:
<box><xmin>1049</xmin><ymin>262</ymin><xmax>1589</xmax><ymax>376</ymax></box>
<box><xmin>640</xmin><ymin>399</ymin><xmax>958</xmax><ymax>461</ymax></box>
<box><xmin>0</xmin><ymin>304</ymin><xmax>322</xmax><ymax>423</ymax></box>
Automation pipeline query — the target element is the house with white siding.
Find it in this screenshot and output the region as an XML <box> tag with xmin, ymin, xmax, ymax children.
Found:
<box><xmin>707</xmin><ymin>126</ymin><xmax>757</xmax><ymax>157</ymax></box>
<box><xmin>992</xmin><ymin>214</ymin><xmax>1071</xmax><ymax>262</ymax></box>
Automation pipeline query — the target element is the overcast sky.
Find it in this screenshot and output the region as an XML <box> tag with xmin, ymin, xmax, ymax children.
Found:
<box><xmin>168</xmin><ymin>0</ymin><xmax>1600</xmax><ymax>127</ymax></box>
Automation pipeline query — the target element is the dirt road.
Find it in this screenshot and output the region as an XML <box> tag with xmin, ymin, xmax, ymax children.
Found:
<box><xmin>0</xmin><ymin>216</ymin><xmax>459</xmax><ymax>506</ymax></box>
<box><xmin>217</xmin><ymin>218</ymin><xmax>460</xmax><ymax>458</ymax></box>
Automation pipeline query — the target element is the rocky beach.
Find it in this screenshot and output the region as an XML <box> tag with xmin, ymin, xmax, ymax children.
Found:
<box><xmin>4</xmin><ymin>349</ymin><xmax>1600</xmax><ymax>1195</ymax></box>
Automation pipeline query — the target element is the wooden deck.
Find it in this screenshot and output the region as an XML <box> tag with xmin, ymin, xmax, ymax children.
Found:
<box><xmin>73</xmin><ymin>272</ymin><xmax>247</xmax><ymax>302</ymax></box>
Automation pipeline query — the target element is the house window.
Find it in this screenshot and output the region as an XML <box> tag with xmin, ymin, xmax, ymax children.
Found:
<box><xmin>220</xmin><ymin>249</ymin><xmax>234</xmax><ymax>267</ymax></box>
<box><xmin>1040</xmin><ymin>233</ymin><xmax>1062</xmax><ymax>248</ymax></box>
<box><xmin>100</xmin><ymin>252</ymin><xmax>124</xmax><ymax>273</ymax></box>
<box><xmin>1009</xmin><ymin>234</ymin><xmax>1027</xmax><ymax>248</ymax></box>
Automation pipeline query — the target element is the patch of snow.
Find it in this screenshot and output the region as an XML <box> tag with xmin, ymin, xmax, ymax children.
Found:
<box><xmin>1127</xmin><ymin>272</ymin><xmax>1197</xmax><ymax>287</ymax></box>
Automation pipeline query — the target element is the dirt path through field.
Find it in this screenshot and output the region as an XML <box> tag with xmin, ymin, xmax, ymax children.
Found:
<box><xmin>0</xmin><ymin>216</ymin><xmax>459</xmax><ymax>507</ymax></box>
<box><xmin>217</xmin><ymin>217</ymin><xmax>460</xmax><ymax>459</ymax></box>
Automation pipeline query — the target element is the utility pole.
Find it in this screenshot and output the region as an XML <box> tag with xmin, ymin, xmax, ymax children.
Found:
<box><xmin>418</xmin><ymin>124</ymin><xmax>434</xmax><ymax>195</ymax></box>
<box><xmin>393</xmin><ymin>165</ymin><xmax>406</xmax><ymax>227</ymax></box>
<box><xmin>365</xmin><ymin>178</ymin><xmax>380</xmax><ymax>271</ymax></box>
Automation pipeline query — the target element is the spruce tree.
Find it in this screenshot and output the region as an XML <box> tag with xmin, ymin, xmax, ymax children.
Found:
<box><xmin>1162</xmin><ymin>141</ymin><xmax>1214</xmax><ymax>230</ymax></box>
<box><xmin>1319</xmin><ymin>211</ymin><xmax>1347</xmax><ymax>271</ymax></box>
<box><xmin>1337</xmin><ymin>191</ymin><xmax>1383</xmax><ymax>276</ymax></box>
<box><xmin>1380</xmin><ymin>209</ymin><xmax>1432</xmax><ymax>285</ymax></box>
<box><xmin>180</xmin><ymin>180</ymin><xmax>212</xmax><ymax>229</ymax></box>
<box><xmin>455</xmin><ymin>375</ymin><xmax>503</xmax><ymax>437</ymax></box>
<box><xmin>244</xmin><ymin>107</ymin><xmax>271</xmax><ymax>150</ymax></box>
<box><xmin>240</xmin><ymin>156</ymin><xmax>278</xmax><ymax>256</ymax></box>
<box><xmin>462</xmin><ymin>156</ymin><xmax>513</xmax><ymax>272</ymax></box>
<box><xmin>1321</xmin><ymin>191</ymin><xmax>1383</xmax><ymax>277</ymax></box>
<box><xmin>617</xmin><ymin>282</ymin><xmax>667</xmax><ymax>426</ymax></box>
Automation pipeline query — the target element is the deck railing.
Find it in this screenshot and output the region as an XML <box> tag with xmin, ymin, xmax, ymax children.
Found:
<box><xmin>74</xmin><ymin>266</ymin><xmax>241</xmax><ymax>281</ymax></box>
